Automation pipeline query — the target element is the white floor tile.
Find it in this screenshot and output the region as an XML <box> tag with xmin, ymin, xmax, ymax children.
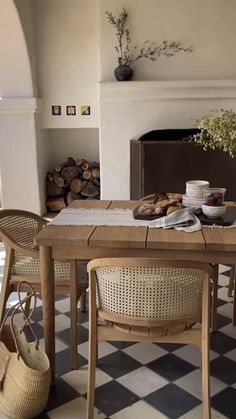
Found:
<box><xmin>62</xmin><ymin>366</ymin><xmax>112</xmax><ymax>395</ymax></box>
<box><xmin>217</xmin><ymin>287</ymin><xmax>233</xmax><ymax>302</ymax></box>
<box><xmin>122</xmin><ymin>342</ymin><xmax>167</xmax><ymax>364</ymax></box>
<box><xmin>117</xmin><ymin>366</ymin><xmax>168</xmax><ymax>397</ymax></box>
<box><xmin>78</xmin><ymin>340</ymin><xmax>117</xmax><ymax>360</ymax></box>
<box><xmin>218</xmin><ymin>323</ymin><xmax>236</xmax><ymax>339</ymax></box>
<box><xmin>175</xmin><ymin>369</ymin><xmax>227</xmax><ymax>400</ymax></box>
<box><xmin>47</xmin><ymin>396</ymin><xmax>106</xmax><ymax>419</ymax></box>
<box><xmin>110</xmin><ymin>400</ymin><xmax>168</xmax><ymax>419</ymax></box>
<box><xmin>173</xmin><ymin>344</ymin><xmax>219</xmax><ymax>367</ymax></box>
<box><xmin>217</xmin><ymin>302</ymin><xmax>233</xmax><ymax>319</ymax></box>
<box><xmin>179</xmin><ymin>404</ymin><xmax>228</xmax><ymax>418</ymax></box>
<box><xmin>218</xmin><ymin>273</ymin><xmax>232</xmax><ymax>287</ymax></box>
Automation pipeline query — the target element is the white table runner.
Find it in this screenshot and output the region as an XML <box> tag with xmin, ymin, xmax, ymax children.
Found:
<box><xmin>49</xmin><ymin>207</ymin><xmax>201</xmax><ymax>232</ymax></box>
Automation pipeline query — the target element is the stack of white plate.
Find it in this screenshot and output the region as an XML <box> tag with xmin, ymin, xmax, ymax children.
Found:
<box><xmin>183</xmin><ymin>180</ymin><xmax>209</xmax><ymax>208</ymax></box>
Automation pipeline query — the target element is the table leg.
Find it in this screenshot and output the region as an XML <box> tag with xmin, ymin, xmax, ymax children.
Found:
<box><xmin>39</xmin><ymin>245</ymin><xmax>55</xmax><ymax>384</ymax></box>
<box><xmin>233</xmin><ymin>266</ymin><xmax>236</xmax><ymax>326</ymax></box>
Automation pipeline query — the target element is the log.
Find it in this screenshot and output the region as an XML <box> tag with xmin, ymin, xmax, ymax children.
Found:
<box><xmin>55</xmin><ymin>162</ymin><xmax>67</xmax><ymax>172</ymax></box>
<box><xmin>70</xmin><ymin>178</ymin><xmax>83</xmax><ymax>194</ymax></box>
<box><xmin>92</xmin><ymin>177</ymin><xmax>100</xmax><ymax>188</ymax></box>
<box><xmin>76</xmin><ymin>158</ymin><xmax>87</xmax><ymax>166</ymax></box>
<box><xmin>62</xmin><ymin>166</ymin><xmax>81</xmax><ymax>182</ymax></box>
<box><xmin>81</xmin><ymin>161</ymin><xmax>99</xmax><ymax>171</ymax></box>
<box><xmin>67</xmin><ymin>157</ymin><xmax>76</xmax><ymax>166</ymax></box>
<box><xmin>53</xmin><ymin>171</ymin><xmax>65</xmax><ymax>188</ymax></box>
<box><xmin>47</xmin><ymin>172</ymin><xmax>54</xmax><ymax>182</ymax></box>
<box><xmin>66</xmin><ymin>191</ymin><xmax>83</xmax><ymax>205</ymax></box>
<box><xmin>46</xmin><ymin>181</ymin><xmax>63</xmax><ymax>196</ymax></box>
<box><xmin>80</xmin><ymin>181</ymin><xmax>100</xmax><ymax>198</ymax></box>
<box><xmin>82</xmin><ymin>170</ymin><xmax>92</xmax><ymax>180</ymax></box>
<box><xmin>46</xmin><ymin>196</ymin><xmax>66</xmax><ymax>212</ymax></box>
<box><xmin>91</xmin><ymin>168</ymin><xmax>100</xmax><ymax>178</ymax></box>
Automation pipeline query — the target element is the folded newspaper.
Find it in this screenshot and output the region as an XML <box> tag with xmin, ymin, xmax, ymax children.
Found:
<box><xmin>50</xmin><ymin>207</ymin><xmax>201</xmax><ymax>233</ymax></box>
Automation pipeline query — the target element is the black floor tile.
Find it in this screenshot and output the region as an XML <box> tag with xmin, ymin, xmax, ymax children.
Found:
<box><xmin>46</xmin><ymin>377</ymin><xmax>80</xmax><ymax>411</ymax></box>
<box><xmin>211</xmin><ymin>356</ymin><xmax>236</xmax><ymax>385</ymax></box>
<box><xmin>94</xmin><ymin>380</ymin><xmax>139</xmax><ymax>416</ymax></box>
<box><xmin>210</xmin><ymin>331</ymin><xmax>236</xmax><ymax>354</ymax></box>
<box><xmin>211</xmin><ymin>387</ymin><xmax>236</xmax><ymax>418</ymax></box>
<box><xmin>57</xmin><ymin>324</ymin><xmax>88</xmax><ymax>345</ymax></box>
<box><xmin>156</xmin><ymin>343</ymin><xmax>186</xmax><ymax>352</ymax></box>
<box><xmin>56</xmin><ymin>349</ymin><xmax>87</xmax><ymax>377</ymax></box>
<box><xmin>147</xmin><ymin>353</ymin><xmax>196</xmax><ymax>381</ymax></box>
<box><xmin>145</xmin><ymin>383</ymin><xmax>201</xmax><ymax>418</ymax></box>
<box><xmin>98</xmin><ymin>350</ymin><xmax>142</xmax><ymax>379</ymax></box>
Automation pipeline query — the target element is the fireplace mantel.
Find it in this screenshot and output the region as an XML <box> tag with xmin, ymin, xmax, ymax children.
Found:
<box><xmin>99</xmin><ymin>80</ymin><xmax>236</xmax><ymax>101</ymax></box>
<box><xmin>98</xmin><ymin>80</ymin><xmax>236</xmax><ymax>200</ymax></box>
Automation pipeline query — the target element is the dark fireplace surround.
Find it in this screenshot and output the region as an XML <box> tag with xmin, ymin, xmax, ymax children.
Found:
<box><xmin>130</xmin><ymin>129</ymin><xmax>236</xmax><ymax>200</ymax></box>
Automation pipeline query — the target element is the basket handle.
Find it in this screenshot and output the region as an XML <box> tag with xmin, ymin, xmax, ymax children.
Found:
<box><xmin>0</xmin><ymin>281</ymin><xmax>39</xmax><ymax>354</ymax></box>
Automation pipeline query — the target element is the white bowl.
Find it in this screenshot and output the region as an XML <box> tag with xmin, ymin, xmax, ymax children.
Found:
<box><xmin>202</xmin><ymin>203</ymin><xmax>226</xmax><ymax>218</ymax></box>
<box><xmin>186</xmin><ymin>180</ymin><xmax>210</xmax><ymax>198</ymax></box>
<box><xmin>186</xmin><ymin>180</ymin><xmax>209</xmax><ymax>189</ymax></box>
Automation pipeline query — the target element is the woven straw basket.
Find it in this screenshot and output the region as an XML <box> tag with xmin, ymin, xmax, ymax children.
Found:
<box><xmin>0</xmin><ymin>284</ymin><xmax>51</xmax><ymax>419</ymax></box>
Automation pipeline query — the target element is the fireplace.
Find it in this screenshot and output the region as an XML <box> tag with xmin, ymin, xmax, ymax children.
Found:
<box><xmin>98</xmin><ymin>81</ymin><xmax>236</xmax><ymax>200</ymax></box>
<box><xmin>130</xmin><ymin>129</ymin><xmax>236</xmax><ymax>200</ymax></box>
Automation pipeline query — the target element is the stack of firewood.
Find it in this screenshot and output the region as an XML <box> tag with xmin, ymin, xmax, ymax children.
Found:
<box><xmin>46</xmin><ymin>157</ymin><xmax>100</xmax><ymax>211</ymax></box>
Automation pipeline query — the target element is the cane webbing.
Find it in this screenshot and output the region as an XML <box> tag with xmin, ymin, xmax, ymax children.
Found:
<box><xmin>0</xmin><ymin>213</ymin><xmax>46</xmax><ymax>251</ymax></box>
<box><xmin>12</xmin><ymin>252</ymin><xmax>71</xmax><ymax>280</ymax></box>
<box><xmin>95</xmin><ymin>266</ymin><xmax>205</xmax><ymax>319</ymax></box>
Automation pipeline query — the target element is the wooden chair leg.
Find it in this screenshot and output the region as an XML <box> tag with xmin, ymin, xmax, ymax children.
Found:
<box><xmin>233</xmin><ymin>268</ymin><xmax>236</xmax><ymax>326</ymax></box>
<box><xmin>80</xmin><ymin>290</ymin><xmax>87</xmax><ymax>312</ymax></box>
<box><xmin>70</xmin><ymin>260</ymin><xmax>78</xmax><ymax>369</ymax></box>
<box><xmin>211</xmin><ymin>264</ymin><xmax>218</xmax><ymax>332</ymax></box>
<box><xmin>202</xmin><ymin>278</ymin><xmax>211</xmax><ymax>419</ymax></box>
<box><xmin>228</xmin><ymin>265</ymin><xmax>235</xmax><ymax>297</ymax></box>
<box><xmin>87</xmin><ymin>273</ymin><xmax>97</xmax><ymax>419</ymax></box>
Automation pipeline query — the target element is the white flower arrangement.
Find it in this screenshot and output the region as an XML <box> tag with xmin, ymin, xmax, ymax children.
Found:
<box><xmin>191</xmin><ymin>109</ymin><xmax>236</xmax><ymax>158</ymax></box>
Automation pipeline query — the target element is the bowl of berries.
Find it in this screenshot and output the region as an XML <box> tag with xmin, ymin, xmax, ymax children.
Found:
<box><xmin>202</xmin><ymin>188</ymin><xmax>227</xmax><ymax>218</ymax></box>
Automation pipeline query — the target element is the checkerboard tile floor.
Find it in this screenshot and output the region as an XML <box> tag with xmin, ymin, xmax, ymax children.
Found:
<box><xmin>0</xmin><ymin>241</ymin><xmax>236</xmax><ymax>418</ymax></box>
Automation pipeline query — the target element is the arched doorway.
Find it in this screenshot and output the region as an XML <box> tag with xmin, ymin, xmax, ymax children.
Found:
<box><xmin>0</xmin><ymin>0</ymin><xmax>44</xmax><ymax>214</ymax></box>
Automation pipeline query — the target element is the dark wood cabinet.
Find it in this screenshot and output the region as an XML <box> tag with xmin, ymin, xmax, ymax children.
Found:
<box><xmin>130</xmin><ymin>129</ymin><xmax>236</xmax><ymax>200</ymax></box>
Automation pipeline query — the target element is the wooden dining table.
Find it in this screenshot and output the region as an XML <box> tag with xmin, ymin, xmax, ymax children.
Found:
<box><xmin>35</xmin><ymin>199</ymin><xmax>236</xmax><ymax>382</ymax></box>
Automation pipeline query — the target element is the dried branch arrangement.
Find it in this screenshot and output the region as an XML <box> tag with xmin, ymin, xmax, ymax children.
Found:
<box><xmin>105</xmin><ymin>8</ymin><xmax>193</xmax><ymax>66</ymax></box>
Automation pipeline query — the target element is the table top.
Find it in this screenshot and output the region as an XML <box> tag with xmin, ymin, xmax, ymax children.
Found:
<box><xmin>35</xmin><ymin>200</ymin><xmax>236</xmax><ymax>254</ymax></box>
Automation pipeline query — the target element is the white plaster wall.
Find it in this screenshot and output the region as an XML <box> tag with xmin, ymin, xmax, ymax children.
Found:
<box><xmin>0</xmin><ymin>1</ymin><xmax>50</xmax><ymax>215</ymax></box>
<box><xmin>0</xmin><ymin>0</ymin><xmax>33</xmax><ymax>96</ymax></box>
<box><xmin>48</xmin><ymin>128</ymin><xmax>99</xmax><ymax>168</ymax></box>
<box><xmin>100</xmin><ymin>0</ymin><xmax>236</xmax><ymax>81</ymax></box>
<box><xmin>0</xmin><ymin>100</ymin><xmax>41</xmax><ymax>213</ymax></box>
<box><xmin>34</xmin><ymin>0</ymin><xmax>99</xmax><ymax>129</ymax></box>
<box><xmin>99</xmin><ymin>81</ymin><xmax>236</xmax><ymax>199</ymax></box>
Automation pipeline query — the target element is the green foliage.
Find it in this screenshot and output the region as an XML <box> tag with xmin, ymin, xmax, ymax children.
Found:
<box><xmin>191</xmin><ymin>109</ymin><xmax>236</xmax><ymax>158</ymax></box>
<box><xmin>105</xmin><ymin>8</ymin><xmax>193</xmax><ymax>66</ymax></box>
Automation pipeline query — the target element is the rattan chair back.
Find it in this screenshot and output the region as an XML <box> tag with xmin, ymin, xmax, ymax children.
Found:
<box><xmin>87</xmin><ymin>258</ymin><xmax>212</xmax><ymax>419</ymax></box>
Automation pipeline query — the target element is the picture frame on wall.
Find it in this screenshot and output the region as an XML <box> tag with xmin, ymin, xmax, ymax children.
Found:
<box><xmin>52</xmin><ymin>105</ymin><xmax>61</xmax><ymax>115</ymax></box>
<box><xmin>66</xmin><ymin>105</ymin><xmax>76</xmax><ymax>116</ymax></box>
<box><xmin>81</xmin><ymin>105</ymin><xmax>90</xmax><ymax>115</ymax></box>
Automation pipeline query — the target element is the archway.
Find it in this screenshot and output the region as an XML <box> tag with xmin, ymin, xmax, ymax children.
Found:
<box><xmin>0</xmin><ymin>0</ymin><xmax>43</xmax><ymax>213</ymax></box>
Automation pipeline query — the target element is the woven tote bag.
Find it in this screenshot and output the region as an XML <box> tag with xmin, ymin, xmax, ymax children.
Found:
<box><xmin>0</xmin><ymin>283</ymin><xmax>51</xmax><ymax>419</ymax></box>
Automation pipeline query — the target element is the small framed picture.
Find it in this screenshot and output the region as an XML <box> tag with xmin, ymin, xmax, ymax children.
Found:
<box><xmin>52</xmin><ymin>105</ymin><xmax>61</xmax><ymax>116</ymax></box>
<box><xmin>66</xmin><ymin>105</ymin><xmax>76</xmax><ymax>116</ymax></box>
<box><xmin>81</xmin><ymin>105</ymin><xmax>90</xmax><ymax>115</ymax></box>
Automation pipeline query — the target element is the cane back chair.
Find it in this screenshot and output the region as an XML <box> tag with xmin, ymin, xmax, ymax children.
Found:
<box><xmin>87</xmin><ymin>258</ymin><xmax>212</xmax><ymax>419</ymax></box>
<box><xmin>0</xmin><ymin>209</ymin><xmax>88</xmax><ymax>369</ymax></box>
<box><xmin>140</xmin><ymin>194</ymin><xmax>234</xmax><ymax>331</ymax></box>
